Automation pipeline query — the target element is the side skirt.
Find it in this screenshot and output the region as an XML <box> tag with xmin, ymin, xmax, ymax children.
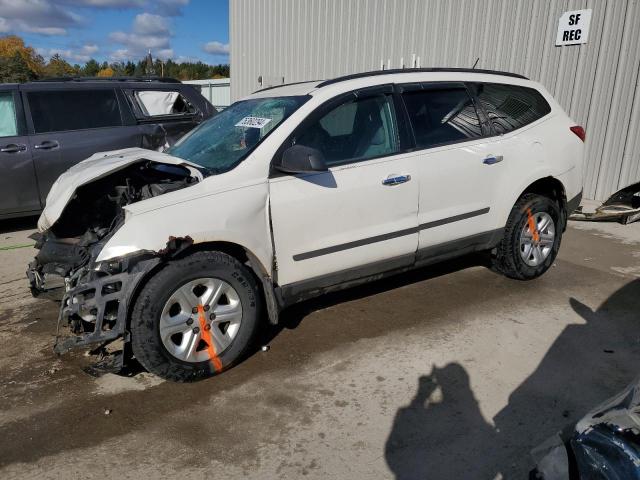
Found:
<box><xmin>276</xmin><ymin>228</ymin><xmax>504</xmax><ymax>308</ymax></box>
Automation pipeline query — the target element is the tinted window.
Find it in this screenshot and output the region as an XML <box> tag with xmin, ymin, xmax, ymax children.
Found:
<box><xmin>296</xmin><ymin>94</ymin><xmax>399</xmax><ymax>166</ymax></box>
<box><xmin>475</xmin><ymin>83</ymin><xmax>551</xmax><ymax>134</ymax></box>
<box><xmin>402</xmin><ymin>88</ymin><xmax>482</xmax><ymax>149</ymax></box>
<box><xmin>0</xmin><ymin>92</ymin><xmax>17</xmax><ymax>137</ymax></box>
<box><xmin>133</xmin><ymin>90</ymin><xmax>196</xmax><ymax>117</ymax></box>
<box><xmin>28</xmin><ymin>90</ymin><xmax>122</xmax><ymax>133</ymax></box>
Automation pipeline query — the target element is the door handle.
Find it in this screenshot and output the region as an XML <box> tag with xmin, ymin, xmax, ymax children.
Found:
<box><xmin>34</xmin><ymin>140</ymin><xmax>59</xmax><ymax>150</ymax></box>
<box><xmin>382</xmin><ymin>174</ymin><xmax>411</xmax><ymax>186</ymax></box>
<box><xmin>483</xmin><ymin>155</ymin><xmax>503</xmax><ymax>165</ymax></box>
<box><xmin>0</xmin><ymin>144</ymin><xmax>27</xmax><ymax>153</ymax></box>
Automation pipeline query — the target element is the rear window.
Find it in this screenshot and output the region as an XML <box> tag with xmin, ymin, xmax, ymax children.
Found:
<box><xmin>28</xmin><ymin>89</ymin><xmax>122</xmax><ymax>134</ymax></box>
<box><xmin>132</xmin><ymin>90</ymin><xmax>196</xmax><ymax>117</ymax></box>
<box><xmin>474</xmin><ymin>83</ymin><xmax>551</xmax><ymax>134</ymax></box>
<box><xmin>402</xmin><ymin>87</ymin><xmax>483</xmax><ymax>149</ymax></box>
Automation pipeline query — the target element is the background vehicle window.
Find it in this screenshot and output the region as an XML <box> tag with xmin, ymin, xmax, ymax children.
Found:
<box><xmin>296</xmin><ymin>94</ymin><xmax>399</xmax><ymax>166</ymax></box>
<box><xmin>475</xmin><ymin>83</ymin><xmax>551</xmax><ymax>134</ymax></box>
<box><xmin>402</xmin><ymin>88</ymin><xmax>482</xmax><ymax>149</ymax></box>
<box><xmin>0</xmin><ymin>92</ymin><xmax>17</xmax><ymax>137</ymax></box>
<box><xmin>28</xmin><ymin>90</ymin><xmax>122</xmax><ymax>133</ymax></box>
<box><xmin>134</xmin><ymin>90</ymin><xmax>196</xmax><ymax>117</ymax></box>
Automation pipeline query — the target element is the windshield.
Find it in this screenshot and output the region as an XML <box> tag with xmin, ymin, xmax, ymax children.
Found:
<box><xmin>167</xmin><ymin>96</ymin><xmax>308</xmax><ymax>173</ymax></box>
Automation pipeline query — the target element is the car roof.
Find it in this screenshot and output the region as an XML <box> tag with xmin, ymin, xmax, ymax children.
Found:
<box><xmin>248</xmin><ymin>68</ymin><xmax>533</xmax><ymax>99</ymax></box>
<box><xmin>14</xmin><ymin>77</ymin><xmax>188</xmax><ymax>91</ymax></box>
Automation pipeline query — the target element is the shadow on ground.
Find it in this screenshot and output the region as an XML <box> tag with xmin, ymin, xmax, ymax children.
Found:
<box><xmin>0</xmin><ymin>216</ymin><xmax>38</xmax><ymax>235</ymax></box>
<box><xmin>276</xmin><ymin>253</ymin><xmax>489</xmax><ymax>331</ymax></box>
<box><xmin>385</xmin><ymin>279</ymin><xmax>640</xmax><ymax>479</ymax></box>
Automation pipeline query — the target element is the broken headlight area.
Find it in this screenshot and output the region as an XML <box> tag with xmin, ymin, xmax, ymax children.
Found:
<box><xmin>27</xmin><ymin>159</ymin><xmax>199</xmax><ymax>369</ymax></box>
<box><xmin>29</xmin><ymin>160</ymin><xmax>196</xmax><ymax>293</ymax></box>
<box><xmin>44</xmin><ymin>160</ymin><xmax>199</xmax><ymax>240</ymax></box>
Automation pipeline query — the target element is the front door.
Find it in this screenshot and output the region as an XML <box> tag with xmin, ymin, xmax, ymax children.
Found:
<box><xmin>0</xmin><ymin>89</ymin><xmax>40</xmax><ymax>216</ymax></box>
<box><xmin>269</xmin><ymin>89</ymin><xmax>420</xmax><ymax>291</ymax></box>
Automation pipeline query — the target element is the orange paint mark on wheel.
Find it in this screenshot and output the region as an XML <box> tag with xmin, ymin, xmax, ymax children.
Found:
<box><xmin>526</xmin><ymin>208</ymin><xmax>540</xmax><ymax>243</ymax></box>
<box><xmin>197</xmin><ymin>304</ymin><xmax>223</xmax><ymax>373</ymax></box>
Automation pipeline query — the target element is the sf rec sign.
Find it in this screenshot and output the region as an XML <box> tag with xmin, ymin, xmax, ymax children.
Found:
<box><xmin>556</xmin><ymin>9</ymin><xmax>592</xmax><ymax>46</ymax></box>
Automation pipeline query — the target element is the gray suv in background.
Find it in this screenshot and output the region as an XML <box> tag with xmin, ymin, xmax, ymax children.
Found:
<box><xmin>0</xmin><ymin>77</ymin><xmax>216</xmax><ymax>219</ymax></box>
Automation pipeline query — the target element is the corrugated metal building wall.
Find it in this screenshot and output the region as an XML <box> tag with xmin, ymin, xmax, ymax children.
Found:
<box><xmin>230</xmin><ymin>0</ymin><xmax>640</xmax><ymax>200</ymax></box>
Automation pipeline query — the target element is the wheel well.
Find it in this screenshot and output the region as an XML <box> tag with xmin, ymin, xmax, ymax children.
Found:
<box><xmin>521</xmin><ymin>177</ymin><xmax>567</xmax><ymax>210</ymax></box>
<box><xmin>176</xmin><ymin>241</ymin><xmax>250</xmax><ymax>265</ymax></box>
<box><xmin>126</xmin><ymin>241</ymin><xmax>272</xmax><ymax>331</ymax></box>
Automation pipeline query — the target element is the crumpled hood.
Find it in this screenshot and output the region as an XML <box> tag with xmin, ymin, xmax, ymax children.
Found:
<box><xmin>38</xmin><ymin>147</ymin><xmax>203</xmax><ymax>232</ymax></box>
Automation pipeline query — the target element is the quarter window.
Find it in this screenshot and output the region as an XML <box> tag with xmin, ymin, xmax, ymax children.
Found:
<box><xmin>28</xmin><ymin>90</ymin><xmax>122</xmax><ymax>133</ymax></box>
<box><xmin>295</xmin><ymin>94</ymin><xmax>399</xmax><ymax>166</ymax></box>
<box><xmin>402</xmin><ymin>87</ymin><xmax>482</xmax><ymax>149</ymax></box>
<box><xmin>0</xmin><ymin>92</ymin><xmax>17</xmax><ymax>137</ymax></box>
<box><xmin>474</xmin><ymin>83</ymin><xmax>551</xmax><ymax>134</ymax></box>
<box><xmin>133</xmin><ymin>90</ymin><xmax>196</xmax><ymax>117</ymax></box>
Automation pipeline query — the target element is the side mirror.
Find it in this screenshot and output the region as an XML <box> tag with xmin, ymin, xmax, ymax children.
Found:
<box><xmin>276</xmin><ymin>145</ymin><xmax>328</xmax><ymax>174</ymax></box>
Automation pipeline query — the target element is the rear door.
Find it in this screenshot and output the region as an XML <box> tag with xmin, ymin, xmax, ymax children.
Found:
<box><xmin>269</xmin><ymin>87</ymin><xmax>420</xmax><ymax>291</ymax></box>
<box><xmin>0</xmin><ymin>87</ymin><xmax>40</xmax><ymax>216</ymax></box>
<box><xmin>24</xmin><ymin>86</ymin><xmax>140</xmax><ymax>205</ymax></box>
<box><xmin>124</xmin><ymin>87</ymin><xmax>206</xmax><ymax>149</ymax></box>
<box><xmin>399</xmin><ymin>82</ymin><xmax>505</xmax><ymax>258</ymax></box>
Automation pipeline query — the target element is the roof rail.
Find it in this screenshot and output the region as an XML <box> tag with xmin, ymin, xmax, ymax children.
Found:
<box><xmin>316</xmin><ymin>68</ymin><xmax>528</xmax><ymax>87</ymax></box>
<box><xmin>253</xmin><ymin>79</ymin><xmax>322</xmax><ymax>94</ymax></box>
<box><xmin>33</xmin><ymin>76</ymin><xmax>182</xmax><ymax>83</ymax></box>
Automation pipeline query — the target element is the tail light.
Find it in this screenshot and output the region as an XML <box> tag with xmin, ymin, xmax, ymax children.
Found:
<box><xmin>570</xmin><ymin>126</ymin><xmax>586</xmax><ymax>142</ymax></box>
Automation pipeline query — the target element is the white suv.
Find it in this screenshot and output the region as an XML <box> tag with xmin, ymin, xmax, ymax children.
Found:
<box><xmin>28</xmin><ymin>69</ymin><xmax>584</xmax><ymax>381</ymax></box>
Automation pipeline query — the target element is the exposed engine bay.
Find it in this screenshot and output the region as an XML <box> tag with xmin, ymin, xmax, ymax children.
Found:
<box><xmin>27</xmin><ymin>158</ymin><xmax>200</xmax><ymax>368</ymax></box>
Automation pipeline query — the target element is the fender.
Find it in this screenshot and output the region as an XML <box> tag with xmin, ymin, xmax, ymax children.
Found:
<box><xmin>494</xmin><ymin>167</ymin><xmax>571</xmax><ymax>231</ymax></box>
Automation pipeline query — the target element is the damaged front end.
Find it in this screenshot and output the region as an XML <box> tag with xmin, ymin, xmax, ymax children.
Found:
<box><xmin>27</xmin><ymin>150</ymin><xmax>201</xmax><ymax>369</ymax></box>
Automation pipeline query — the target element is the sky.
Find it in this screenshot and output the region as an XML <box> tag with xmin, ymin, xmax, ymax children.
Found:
<box><xmin>0</xmin><ymin>0</ymin><xmax>230</xmax><ymax>65</ymax></box>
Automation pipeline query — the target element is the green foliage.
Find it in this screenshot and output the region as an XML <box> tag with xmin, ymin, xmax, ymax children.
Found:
<box><xmin>82</xmin><ymin>59</ymin><xmax>100</xmax><ymax>77</ymax></box>
<box><xmin>0</xmin><ymin>52</ymin><xmax>36</xmax><ymax>83</ymax></box>
<box><xmin>43</xmin><ymin>53</ymin><xmax>78</xmax><ymax>77</ymax></box>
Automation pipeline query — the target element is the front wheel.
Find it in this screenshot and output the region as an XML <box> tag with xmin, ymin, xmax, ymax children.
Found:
<box><xmin>492</xmin><ymin>193</ymin><xmax>564</xmax><ymax>280</ymax></box>
<box><xmin>130</xmin><ymin>251</ymin><xmax>261</xmax><ymax>382</ymax></box>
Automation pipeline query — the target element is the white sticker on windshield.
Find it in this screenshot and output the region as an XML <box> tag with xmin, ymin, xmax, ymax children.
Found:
<box><xmin>235</xmin><ymin>116</ymin><xmax>272</xmax><ymax>129</ymax></box>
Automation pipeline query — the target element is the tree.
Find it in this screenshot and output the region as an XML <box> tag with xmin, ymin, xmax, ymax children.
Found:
<box><xmin>44</xmin><ymin>53</ymin><xmax>77</xmax><ymax>77</ymax></box>
<box><xmin>0</xmin><ymin>35</ymin><xmax>44</xmax><ymax>79</ymax></box>
<box><xmin>0</xmin><ymin>52</ymin><xmax>35</xmax><ymax>83</ymax></box>
<box><xmin>82</xmin><ymin>59</ymin><xmax>100</xmax><ymax>77</ymax></box>
<box><xmin>97</xmin><ymin>66</ymin><xmax>114</xmax><ymax>77</ymax></box>
<box><xmin>124</xmin><ymin>61</ymin><xmax>136</xmax><ymax>76</ymax></box>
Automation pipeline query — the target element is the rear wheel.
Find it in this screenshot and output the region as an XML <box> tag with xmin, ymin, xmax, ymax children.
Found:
<box><xmin>492</xmin><ymin>193</ymin><xmax>564</xmax><ymax>280</ymax></box>
<box><xmin>130</xmin><ymin>251</ymin><xmax>261</xmax><ymax>382</ymax></box>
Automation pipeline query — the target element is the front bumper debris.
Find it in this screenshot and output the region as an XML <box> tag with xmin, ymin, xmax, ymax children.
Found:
<box><xmin>570</xmin><ymin>182</ymin><xmax>640</xmax><ymax>225</ymax></box>
<box><xmin>30</xmin><ymin>254</ymin><xmax>160</xmax><ymax>355</ymax></box>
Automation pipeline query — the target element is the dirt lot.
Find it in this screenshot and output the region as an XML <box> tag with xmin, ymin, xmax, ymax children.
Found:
<box><xmin>0</xmin><ymin>217</ymin><xmax>638</xmax><ymax>479</ymax></box>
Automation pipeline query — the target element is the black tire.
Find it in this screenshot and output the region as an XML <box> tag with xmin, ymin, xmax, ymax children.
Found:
<box><xmin>130</xmin><ymin>251</ymin><xmax>262</xmax><ymax>382</ymax></box>
<box><xmin>492</xmin><ymin>193</ymin><xmax>564</xmax><ymax>280</ymax></box>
